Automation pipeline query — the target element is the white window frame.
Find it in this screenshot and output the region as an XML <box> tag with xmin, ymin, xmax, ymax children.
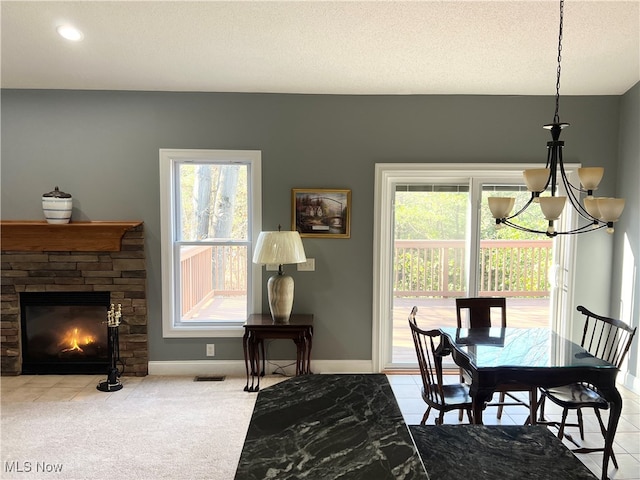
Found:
<box><xmin>373</xmin><ymin>163</ymin><xmax>578</xmax><ymax>371</ymax></box>
<box><xmin>159</xmin><ymin>149</ymin><xmax>262</xmax><ymax>338</ymax></box>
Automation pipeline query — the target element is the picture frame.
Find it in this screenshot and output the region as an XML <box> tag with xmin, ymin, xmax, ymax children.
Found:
<box><xmin>292</xmin><ymin>189</ymin><xmax>351</xmax><ymax>238</ymax></box>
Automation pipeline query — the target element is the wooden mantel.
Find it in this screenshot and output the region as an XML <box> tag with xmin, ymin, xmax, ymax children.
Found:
<box><xmin>0</xmin><ymin>221</ymin><xmax>143</xmax><ymax>252</ymax></box>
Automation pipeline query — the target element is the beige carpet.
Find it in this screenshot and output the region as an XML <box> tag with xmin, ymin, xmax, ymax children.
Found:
<box><xmin>1</xmin><ymin>375</ymin><xmax>285</xmax><ymax>480</ymax></box>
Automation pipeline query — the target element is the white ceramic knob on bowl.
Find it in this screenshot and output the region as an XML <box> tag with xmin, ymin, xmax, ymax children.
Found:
<box><xmin>42</xmin><ymin>186</ymin><xmax>72</xmax><ymax>224</ymax></box>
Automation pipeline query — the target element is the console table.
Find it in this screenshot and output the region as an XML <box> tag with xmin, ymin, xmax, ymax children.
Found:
<box><xmin>242</xmin><ymin>314</ymin><xmax>313</xmax><ymax>392</ymax></box>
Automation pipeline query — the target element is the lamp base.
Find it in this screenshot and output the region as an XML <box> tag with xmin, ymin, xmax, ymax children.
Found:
<box><xmin>267</xmin><ymin>273</ymin><xmax>294</xmax><ymax>323</ymax></box>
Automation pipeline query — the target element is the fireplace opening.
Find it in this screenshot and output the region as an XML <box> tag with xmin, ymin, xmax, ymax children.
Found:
<box><xmin>20</xmin><ymin>292</ymin><xmax>111</xmax><ymax>374</ymax></box>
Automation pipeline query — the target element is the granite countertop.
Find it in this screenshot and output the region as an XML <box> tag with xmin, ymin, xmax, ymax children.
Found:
<box><xmin>409</xmin><ymin>424</ymin><xmax>597</xmax><ymax>480</ymax></box>
<box><xmin>234</xmin><ymin>374</ymin><xmax>428</xmax><ymax>480</ymax></box>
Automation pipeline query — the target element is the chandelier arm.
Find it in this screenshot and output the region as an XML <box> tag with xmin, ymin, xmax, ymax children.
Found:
<box><xmin>503</xmin><ymin>218</ymin><xmax>606</xmax><ymax>236</ymax></box>
<box><xmin>505</xmin><ymin>195</ymin><xmax>536</xmax><ymax>221</ymax></box>
<box><xmin>557</xmin><ymin>152</ymin><xmax>601</xmax><ymax>223</ymax></box>
<box><xmin>554</xmin><ymin>223</ymin><xmax>607</xmax><ymax>235</ymax></box>
<box><xmin>542</xmin><ymin>146</ymin><xmax>553</xmax><ymax>192</ymax></box>
<box><xmin>501</xmin><ymin>219</ymin><xmax>551</xmax><ymax>236</ymax></box>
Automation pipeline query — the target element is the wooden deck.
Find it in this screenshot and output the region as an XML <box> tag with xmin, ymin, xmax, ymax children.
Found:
<box><xmin>391</xmin><ymin>297</ymin><xmax>550</xmax><ymax>365</ymax></box>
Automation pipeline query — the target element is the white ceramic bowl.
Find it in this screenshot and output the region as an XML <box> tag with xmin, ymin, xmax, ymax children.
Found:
<box><xmin>42</xmin><ymin>197</ymin><xmax>73</xmax><ymax>224</ymax></box>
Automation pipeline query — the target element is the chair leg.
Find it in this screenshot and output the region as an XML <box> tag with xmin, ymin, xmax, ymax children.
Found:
<box><xmin>458</xmin><ymin>369</ymin><xmax>465</xmax><ymax>421</ymax></box>
<box><xmin>466</xmin><ymin>409</ymin><xmax>473</xmax><ymax>424</ymax></box>
<box><xmin>577</xmin><ymin>408</ymin><xmax>585</xmax><ymax>440</ymax></box>
<box><xmin>497</xmin><ymin>392</ymin><xmax>506</xmax><ymax>419</ymax></box>
<box><xmin>527</xmin><ymin>389</ymin><xmax>538</xmax><ymax>426</ymax></box>
<box><xmin>538</xmin><ymin>395</ymin><xmax>547</xmax><ymax>422</ymax></box>
<box><xmin>421</xmin><ymin>407</ymin><xmax>432</xmax><ymax>425</ymax></box>
<box><xmin>594</xmin><ymin>409</ymin><xmax>618</xmax><ymax>469</ymax></box>
<box><xmin>557</xmin><ymin>408</ymin><xmax>569</xmax><ymax>440</ymax></box>
<box><xmin>437</xmin><ymin>411</ymin><xmax>444</xmax><ymax>425</ymax></box>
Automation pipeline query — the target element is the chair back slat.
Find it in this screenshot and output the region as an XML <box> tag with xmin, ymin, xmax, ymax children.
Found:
<box><xmin>456</xmin><ymin>297</ymin><xmax>507</xmax><ymax>329</ymax></box>
<box><xmin>409</xmin><ymin>307</ymin><xmax>444</xmax><ymax>405</ymax></box>
<box><xmin>577</xmin><ymin>305</ymin><xmax>637</xmax><ymax>369</ymax></box>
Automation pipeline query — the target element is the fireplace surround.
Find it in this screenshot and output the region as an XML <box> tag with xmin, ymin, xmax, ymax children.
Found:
<box><xmin>1</xmin><ymin>221</ymin><xmax>147</xmax><ymax>376</ymax></box>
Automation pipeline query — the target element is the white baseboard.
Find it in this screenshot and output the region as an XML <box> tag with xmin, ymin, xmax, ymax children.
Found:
<box><xmin>620</xmin><ymin>371</ymin><xmax>640</xmax><ymax>395</ymax></box>
<box><xmin>147</xmin><ymin>359</ymin><xmax>374</xmax><ymax>376</ymax></box>
<box><xmin>148</xmin><ymin>360</ymin><xmax>640</xmax><ymax>396</ymax></box>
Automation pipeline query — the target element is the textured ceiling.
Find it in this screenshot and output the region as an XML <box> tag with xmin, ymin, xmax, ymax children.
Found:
<box><xmin>1</xmin><ymin>1</ymin><xmax>639</xmax><ymax>95</ymax></box>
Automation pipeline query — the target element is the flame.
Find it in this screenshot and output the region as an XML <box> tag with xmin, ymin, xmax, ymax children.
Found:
<box><xmin>59</xmin><ymin>327</ymin><xmax>96</xmax><ymax>353</ymax></box>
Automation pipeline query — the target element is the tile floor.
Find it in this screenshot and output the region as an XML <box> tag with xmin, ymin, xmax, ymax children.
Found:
<box><xmin>388</xmin><ymin>374</ymin><xmax>640</xmax><ymax>480</ymax></box>
<box><xmin>1</xmin><ymin>374</ymin><xmax>639</xmax><ymax>479</ymax></box>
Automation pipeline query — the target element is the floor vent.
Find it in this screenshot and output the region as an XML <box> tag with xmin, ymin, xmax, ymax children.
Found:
<box><xmin>194</xmin><ymin>375</ymin><xmax>226</xmax><ymax>382</ymax></box>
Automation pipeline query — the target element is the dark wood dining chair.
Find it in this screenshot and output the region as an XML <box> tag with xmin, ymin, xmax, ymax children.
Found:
<box><xmin>537</xmin><ymin>305</ymin><xmax>637</xmax><ymax>468</ymax></box>
<box><xmin>456</xmin><ymin>297</ymin><xmax>537</xmax><ymax>423</ymax></box>
<box><xmin>409</xmin><ymin>306</ymin><xmax>474</xmax><ymax>425</ymax></box>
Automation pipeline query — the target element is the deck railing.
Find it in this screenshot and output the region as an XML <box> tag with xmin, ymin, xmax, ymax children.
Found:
<box><xmin>394</xmin><ymin>239</ymin><xmax>553</xmax><ymax>297</ymax></box>
<box><xmin>180</xmin><ymin>245</ymin><xmax>247</xmax><ymax>318</ymax></box>
<box><xmin>180</xmin><ymin>239</ymin><xmax>553</xmax><ymax>316</ymax></box>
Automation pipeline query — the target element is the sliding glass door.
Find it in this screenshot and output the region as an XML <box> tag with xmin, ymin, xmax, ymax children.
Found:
<box><xmin>374</xmin><ymin>164</ymin><xmax>573</xmax><ymax>371</ymax></box>
<box><xmin>392</xmin><ymin>184</ymin><xmax>469</xmax><ymax>364</ymax></box>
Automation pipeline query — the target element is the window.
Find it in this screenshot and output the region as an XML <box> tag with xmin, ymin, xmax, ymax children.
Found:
<box><xmin>160</xmin><ymin>149</ymin><xmax>262</xmax><ymax>337</ymax></box>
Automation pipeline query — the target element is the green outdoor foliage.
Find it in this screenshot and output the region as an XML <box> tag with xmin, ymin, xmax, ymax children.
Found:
<box><xmin>178</xmin><ymin>164</ymin><xmax>247</xmax><ymax>241</ymax></box>
<box><xmin>394</xmin><ymin>190</ymin><xmax>552</xmax><ymax>298</ymax></box>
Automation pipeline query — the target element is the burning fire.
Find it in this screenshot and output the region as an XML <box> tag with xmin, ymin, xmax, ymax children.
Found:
<box><xmin>59</xmin><ymin>327</ymin><xmax>96</xmax><ymax>353</ymax></box>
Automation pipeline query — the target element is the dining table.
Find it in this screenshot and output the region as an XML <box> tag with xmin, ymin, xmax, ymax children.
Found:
<box><xmin>439</xmin><ymin>326</ymin><xmax>622</xmax><ymax>480</ymax></box>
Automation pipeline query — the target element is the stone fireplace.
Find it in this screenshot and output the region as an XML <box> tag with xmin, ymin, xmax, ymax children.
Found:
<box><xmin>1</xmin><ymin>221</ymin><xmax>148</xmax><ymax>376</ymax></box>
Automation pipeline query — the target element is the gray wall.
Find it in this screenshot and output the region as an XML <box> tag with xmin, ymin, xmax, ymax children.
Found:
<box><xmin>612</xmin><ymin>82</ymin><xmax>640</xmax><ymax>380</ymax></box>
<box><xmin>0</xmin><ymin>90</ymin><xmax>631</xmax><ymax>369</ymax></box>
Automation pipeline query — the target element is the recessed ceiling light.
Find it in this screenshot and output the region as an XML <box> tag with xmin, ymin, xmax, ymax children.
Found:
<box><xmin>56</xmin><ymin>25</ymin><xmax>84</xmax><ymax>41</ymax></box>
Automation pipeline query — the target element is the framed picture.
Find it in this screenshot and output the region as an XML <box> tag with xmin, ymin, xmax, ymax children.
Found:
<box><xmin>292</xmin><ymin>189</ymin><xmax>351</xmax><ymax>238</ymax></box>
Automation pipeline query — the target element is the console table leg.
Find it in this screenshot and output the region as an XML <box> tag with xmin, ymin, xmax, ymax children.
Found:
<box><xmin>259</xmin><ymin>339</ymin><xmax>266</xmax><ymax>377</ymax></box>
<box><xmin>243</xmin><ymin>330</ymin><xmax>250</xmax><ymax>391</ymax></box>
<box><xmin>252</xmin><ymin>336</ymin><xmax>261</xmax><ymax>391</ymax></box>
<box><xmin>294</xmin><ymin>334</ymin><xmax>303</xmax><ymax>375</ymax></box>
<box><xmin>305</xmin><ymin>328</ymin><xmax>313</xmax><ymax>374</ymax></box>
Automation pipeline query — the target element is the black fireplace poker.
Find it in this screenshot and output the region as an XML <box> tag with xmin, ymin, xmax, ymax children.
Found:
<box><xmin>97</xmin><ymin>304</ymin><xmax>124</xmax><ymax>392</ymax></box>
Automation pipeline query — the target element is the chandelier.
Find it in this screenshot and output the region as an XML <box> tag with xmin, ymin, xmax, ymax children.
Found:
<box><xmin>488</xmin><ymin>0</ymin><xmax>624</xmax><ymax>237</ymax></box>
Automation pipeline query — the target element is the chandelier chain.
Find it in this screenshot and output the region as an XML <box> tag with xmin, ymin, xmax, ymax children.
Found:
<box><xmin>554</xmin><ymin>0</ymin><xmax>564</xmax><ymax>124</ymax></box>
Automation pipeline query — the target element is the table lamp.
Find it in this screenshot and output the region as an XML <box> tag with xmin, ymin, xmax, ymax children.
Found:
<box><xmin>252</xmin><ymin>228</ymin><xmax>306</xmax><ymax>323</ymax></box>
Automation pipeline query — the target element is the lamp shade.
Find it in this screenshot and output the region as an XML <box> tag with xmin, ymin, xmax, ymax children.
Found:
<box><xmin>584</xmin><ymin>197</ymin><xmax>602</xmax><ymax>219</ymax></box>
<box><xmin>578</xmin><ymin>167</ymin><xmax>604</xmax><ymax>192</ymax></box>
<box><xmin>596</xmin><ymin>198</ymin><xmax>625</xmax><ymax>223</ymax></box>
<box><xmin>539</xmin><ymin>196</ymin><xmax>566</xmax><ymax>221</ymax></box>
<box><xmin>253</xmin><ymin>231</ymin><xmax>306</xmax><ymax>265</ymax></box>
<box><xmin>488</xmin><ymin>197</ymin><xmax>515</xmax><ymax>219</ymax></box>
<box><xmin>523</xmin><ymin>168</ymin><xmax>550</xmax><ymax>193</ymax></box>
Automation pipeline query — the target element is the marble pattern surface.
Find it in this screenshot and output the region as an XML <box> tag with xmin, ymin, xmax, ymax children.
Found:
<box><xmin>234</xmin><ymin>374</ymin><xmax>428</xmax><ymax>480</ymax></box>
<box><xmin>409</xmin><ymin>424</ymin><xmax>597</xmax><ymax>480</ymax></box>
